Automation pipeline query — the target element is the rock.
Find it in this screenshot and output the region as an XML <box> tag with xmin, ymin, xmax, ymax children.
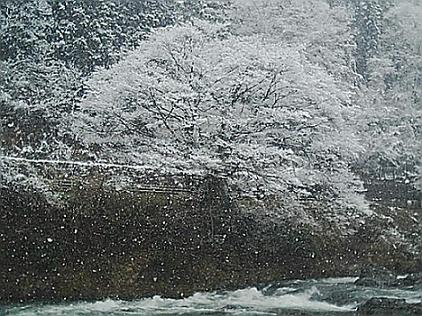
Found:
<box><xmin>354</xmin><ymin>277</ymin><xmax>384</xmax><ymax>287</ymax></box>
<box><xmin>358</xmin><ymin>297</ymin><xmax>422</xmax><ymax>315</ymax></box>
<box><xmin>401</xmin><ymin>273</ymin><xmax>422</xmax><ymax>287</ymax></box>
<box><xmin>354</xmin><ymin>265</ymin><xmax>397</xmax><ymax>287</ymax></box>
<box><xmin>354</xmin><ymin>266</ymin><xmax>422</xmax><ymax>288</ymax></box>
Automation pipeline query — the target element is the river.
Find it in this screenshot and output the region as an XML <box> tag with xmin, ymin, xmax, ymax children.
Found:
<box><xmin>1</xmin><ymin>277</ymin><xmax>422</xmax><ymax>316</ymax></box>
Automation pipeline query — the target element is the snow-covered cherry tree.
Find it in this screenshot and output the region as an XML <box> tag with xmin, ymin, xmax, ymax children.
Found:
<box><xmin>70</xmin><ymin>20</ymin><xmax>365</xmax><ymax>207</ymax></box>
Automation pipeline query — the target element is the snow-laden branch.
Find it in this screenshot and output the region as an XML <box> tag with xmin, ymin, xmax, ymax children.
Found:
<box><xmin>0</xmin><ymin>156</ymin><xmax>148</xmax><ymax>171</ymax></box>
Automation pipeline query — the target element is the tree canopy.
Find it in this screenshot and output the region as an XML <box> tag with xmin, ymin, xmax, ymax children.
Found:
<box><xmin>1</xmin><ymin>0</ymin><xmax>421</xmax><ymax>207</ymax></box>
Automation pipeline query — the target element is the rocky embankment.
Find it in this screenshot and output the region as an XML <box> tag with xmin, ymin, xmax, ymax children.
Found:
<box><xmin>1</xmin><ymin>174</ymin><xmax>421</xmax><ymax>303</ymax></box>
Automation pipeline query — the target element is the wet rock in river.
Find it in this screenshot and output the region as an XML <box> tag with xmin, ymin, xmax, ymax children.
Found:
<box><xmin>354</xmin><ymin>266</ymin><xmax>422</xmax><ymax>288</ymax></box>
<box><xmin>400</xmin><ymin>273</ymin><xmax>422</xmax><ymax>287</ymax></box>
<box><xmin>358</xmin><ymin>297</ymin><xmax>422</xmax><ymax>315</ymax></box>
<box><xmin>354</xmin><ymin>265</ymin><xmax>397</xmax><ymax>287</ymax></box>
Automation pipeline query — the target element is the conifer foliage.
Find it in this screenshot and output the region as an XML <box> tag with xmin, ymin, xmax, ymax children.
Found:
<box><xmin>0</xmin><ymin>0</ymin><xmax>179</xmax><ymax>157</ymax></box>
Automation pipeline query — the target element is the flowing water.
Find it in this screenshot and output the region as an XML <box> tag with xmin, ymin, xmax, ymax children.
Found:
<box><xmin>1</xmin><ymin>277</ymin><xmax>422</xmax><ymax>316</ymax></box>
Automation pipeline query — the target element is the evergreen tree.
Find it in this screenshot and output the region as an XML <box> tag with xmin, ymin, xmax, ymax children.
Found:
<box><xmin>351</xmin><ymin>0</ymin><xmax>390</xmax><ymax>82</ymax></box>
<box><xmin>353</xmin><ymin>0</ymin><xmax>421</xmax><ymax>183</ymax></box>
<box><xmin>48</xmin><ymin>0</ymin><xmax>177</xmax><ymax>74</ymax></box>
<box><xmin>0</xmin><ymin>0</ymin><xmax>51</xmax><ymax>62</ymax></box>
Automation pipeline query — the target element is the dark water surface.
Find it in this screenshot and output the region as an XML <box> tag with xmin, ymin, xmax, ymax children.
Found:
<box><xmin>1</xmin><ymin>277</ymin><xmax>422</xmax><ymax>316</ymax></box>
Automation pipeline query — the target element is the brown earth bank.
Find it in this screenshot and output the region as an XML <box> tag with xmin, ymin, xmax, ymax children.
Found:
<box><xmin>0</xmin><ymin>177</ymin><xmax>421</xmax><ymax>303</ymax></box>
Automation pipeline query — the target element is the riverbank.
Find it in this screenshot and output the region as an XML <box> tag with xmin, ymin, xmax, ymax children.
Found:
<box><xmin>1</xmin><ymin>173</ymin><xmax>421</xmax><ymax>303</ymax></box>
